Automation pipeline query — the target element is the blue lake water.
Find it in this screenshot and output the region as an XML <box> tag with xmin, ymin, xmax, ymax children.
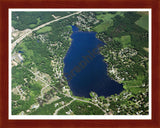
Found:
<box><xmin>18</xmin><ymin>51</ymin><xmax>24</xmax><ymax>53</ymax></box>
<box><xmin>63</xmin><ymin>25</ymin><xmax>124</xmax><ymax>98</ymax></box>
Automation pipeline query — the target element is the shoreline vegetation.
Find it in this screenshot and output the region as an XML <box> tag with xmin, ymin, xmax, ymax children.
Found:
<box><xmin>11</xmin><ymin>11</ymin><xmax>149</xmax><ymax>116</ymax></box>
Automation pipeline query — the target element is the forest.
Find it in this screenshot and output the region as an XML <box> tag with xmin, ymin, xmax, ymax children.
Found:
<box><xmin>12</xmin><ymin>11</ymin><xmax>74</xmax><ymax>30</ymax></box>
<box><xmin>11</xmin><ymin>11</ymin><xmax>149</xmax><ymax>115</ymax></box>
<box><xmin>96</xmin><ymin>11</ymin><xmax>149</xmax><ymax>115</ymax></box>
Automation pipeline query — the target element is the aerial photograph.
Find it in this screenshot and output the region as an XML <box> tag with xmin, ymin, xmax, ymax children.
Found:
<box><xmin>10</xmin><ymin>9</ymin><xmax>150</xmax><ymax>117</ymax></box>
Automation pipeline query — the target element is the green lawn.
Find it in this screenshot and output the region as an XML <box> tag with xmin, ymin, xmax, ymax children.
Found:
<box><xmin>135</xmin><ymin>14</ymin><xmax>148</xmax><ymax>31</ymax></box>
<box><xmin>36</xmin><ymin>26</ymin><xmax>52</xmax><ymax>34</ymax></box>
<box><xmin>114</xmin><ymin>35</ymin><xmax>131</xmax><ymax>48</ymax></box>
<box><xmin>93</xmin><ymin>12</ymin><xmax>124</xmax><ymax>32</ymax></box>
<box><xmin>29</xmin><ymin>24</ymin><xmax>37</xmax><ymax>28</ymax></box>
<box><xmin>123</xmin><ymin>75</ymin><xmax>145</xmax><ymax>94</ymax></box>
<box><xmin>94</xmin><ymin>20</ymin><xmax>113</xmax><ymax>33</ymax></box>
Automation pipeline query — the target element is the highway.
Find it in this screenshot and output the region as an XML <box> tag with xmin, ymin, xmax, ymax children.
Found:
<box><xmin>11</xmin><ymin>11</ymin><xmax>81</xmax><ymax>51</ymax></box>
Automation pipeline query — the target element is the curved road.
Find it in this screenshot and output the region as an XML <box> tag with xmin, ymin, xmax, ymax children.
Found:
<box><xmin>53</xmin><ymin>99</ymin><xmax>76</xmax><ymax>115</ymax></box>
<box><xmin>24</xmin><ymin>63</ymin><xmax>107</xmax><ymax>115</ymax></box>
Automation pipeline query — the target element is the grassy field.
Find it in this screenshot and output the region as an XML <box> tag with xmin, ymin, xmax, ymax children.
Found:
<box><xmin>36</xmin><ymin>26</ymin><xmax>52</xmax><ymax>34</ymax></box>
<box><xmin>93</xmin><ymin>12</ymin><xmax>124</xmax><ymax>33</ymax></box>
<box><xmin>93</xmin><ymin>20</ymin><xmax>113</xmax><ymax>33</ymax></box>
<box><xmin>135</xmin><ymin>14</ymin><xmax>148</xmax><ymax>31</ymax></box>
<box><xmin>29</xmin><ymin>24</ymin><xmax>37</xmax><ymax>28</ymax></box>
<box><xmin>29</xmin><ymin>18</ymin><xmax>41</xmax><ymax>29</ymax></box>
<box><xmin>114</xmin><ymin>35</ymin><xmax>131</xmax><ymax>48</ymax></box>
<box><xmin>123</xmin><ymin>75</ymin><xmax>145</xmax><ymax>94</ymax></box>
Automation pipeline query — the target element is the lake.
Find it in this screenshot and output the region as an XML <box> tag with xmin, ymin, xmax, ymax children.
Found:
<box><xmin>63</xmin><ymin>25</ymin><xmax>124</xmax><ymax>98</ymax></box>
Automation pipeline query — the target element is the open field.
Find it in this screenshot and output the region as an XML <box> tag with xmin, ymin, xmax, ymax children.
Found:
<box><xmin>123</xmin><ymin>75</ymin><xmax>145</xmax><ymax>94</ymax></box>
<box><xmin>135</xmin><ymin>14</ymin><xmax>148</xmax><ymax>31</ymax></box>
<box><xmin>93</xmin><ymin>12</ymin><xmax>124</xmax><ymax>32</ymax></box>
<box><xmin>114</xmin><ymin>35</ymin><xmax>131</xmax><ymax>48</ymax></box>
<box><xmin>36</xmin><ymin>26</ymin><xmax>52</xmax><ymax>34</ymax></box>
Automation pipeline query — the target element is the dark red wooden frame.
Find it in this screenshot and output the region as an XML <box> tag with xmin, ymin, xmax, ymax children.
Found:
<box><xmin>0</xmin><ymin>0</ymin><xmax>160</xmax><ymax>128</ymax></box>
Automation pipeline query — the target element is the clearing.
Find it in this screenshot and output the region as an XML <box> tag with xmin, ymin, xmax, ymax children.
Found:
<box><xmin>114</xmin><ymin>35</ymin><xmax>131</xmax><ymax>48</ymax></box>
<box><xmin>36</xmin><ymin>26</ymin><xmax>52</xmax><ymax>34</ymax></box>
<box><xmin>93</xmin><ymin>12</ymin><xmax>124</xmax><ymax>33</ymax></box>
<box><xmin>135</xmin><ymin>13</ymin><xmax>148</xmax><ymax>31</ymax></box>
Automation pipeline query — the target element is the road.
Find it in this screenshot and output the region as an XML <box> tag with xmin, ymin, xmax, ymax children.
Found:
<box><xmin>16</xmin><ymin>86</ymin><xmax>23</xmax><ymax>100</ymax></box>
<box><xmin>11</xmin><ymin>11</ymin><xmax>82</xmax><ymax>51</ymax></box>
<box><xmin>23</xmin><ymin>64</ymin><xmax>107</xmax><ymax>115</ymax></box>
<box><xmin>53</xmin><ymin>99</ymin><xmax>76</xmax><ymax>115</ymax></box>
<box><xmin>26</xmin><ymin>68</ymin><xmax>51</xmax><ymax>98</ymax></box>
<box><xmin>75</xmin><ymin>99</ymin><xmax>107</xmax><ymax>115</ymax></box>
<box><xmin>53</xmin><ymin>97</ymin><xmax>107</xmax><ymax>115</ymax></box>
<box><xmin>12</xmin><ymin>11</ymin><xmax>108</xmax><ymax>115</ymax></box>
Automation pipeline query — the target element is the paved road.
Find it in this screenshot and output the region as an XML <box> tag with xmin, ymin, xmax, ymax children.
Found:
<box><xmin>11</xmin><ymin>11</ymin><xmax>82</xmax><ymax>51</ymax></box>
<box><xmin>53</xmin><ymin>99</ymin><xmax>76</xmax><ymax>115</ymax></box>
<box><xmin>26</xmin><ymin>68</ymin><xmax>51</xmax><ymax>98</ymax></box>
<box><xmin>12</xmin><ymin>11</ymin><xmax>108</xmax><ymax>115</ymax></box>
<box><xmin>24</xmin><ymin>66</ymin><xmax>107</xmax><ymax>115</ymax></box>
<box><xmin>76</xmin><ymin>99</ymin><xmax>107</xmax><ymax>114</ymax></box>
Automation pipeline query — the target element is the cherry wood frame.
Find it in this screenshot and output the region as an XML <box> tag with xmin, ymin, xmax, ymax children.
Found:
<box><xmin>0</xmin><ymin>0</ymin><xmax>160</xmax><ymax>128</ymax></box>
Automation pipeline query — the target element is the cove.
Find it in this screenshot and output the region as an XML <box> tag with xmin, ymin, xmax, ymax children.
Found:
<box><xmin>63</xmin><ymin>25</ymin><xmax>124</xmax><ymax>98</ymax></box>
